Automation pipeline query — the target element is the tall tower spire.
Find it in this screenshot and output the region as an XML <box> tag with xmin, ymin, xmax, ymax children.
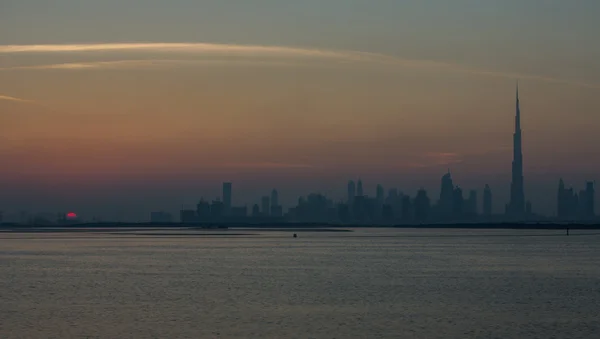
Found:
<box><xmin>516</xmin><ymin>80</ymin><xmax>521</xmax><ymax>132</ymax></box>
<box><xmin>509</xmin><ymin>81</ymin><xmax>525</xmax><ymax>217</ymax></box>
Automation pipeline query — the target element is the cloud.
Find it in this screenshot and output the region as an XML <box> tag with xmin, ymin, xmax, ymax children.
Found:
<box><xmin>0</xmin><ymin>42</ymin><xmax>374</xmax><ymax>62</ymax></box>
<box><xmin>1</xmin><ymin>42</ymin><xmax>599</xmax><ymax>89</ymax></box>
<box><xmin>0</xmin><ymin>59</ymin><xmax>306</xmax><ymax>71</ymax></box>
<box><xmin>0</xmin><ymin>94</ymin><xmax>30</xmax><ymax>103</ymax></box>
<box><xmin>222</xmin><ymin>162</ymin><xmax>314</xmax><ymax>169</ymax></box>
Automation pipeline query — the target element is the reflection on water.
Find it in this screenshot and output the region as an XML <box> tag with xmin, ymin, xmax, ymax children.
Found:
<box><xmin>1</xmin><ymin>228</ymin><xmax>599</xmax><ymax>338</ymax></box>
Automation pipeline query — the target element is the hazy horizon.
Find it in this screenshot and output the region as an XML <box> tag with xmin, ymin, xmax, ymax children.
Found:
<box><xmin>1</xmin><ymin>1</ymin><xmax>599</xmax><ymax>220</ymax></box>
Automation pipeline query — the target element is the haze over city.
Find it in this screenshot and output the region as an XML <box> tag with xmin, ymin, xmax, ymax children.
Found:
<box><xmin>1</xmin><ymin>0</ymin><xmax>600</xmax><ymax>221</ymax></box>
<box><xmin>3</xmin><ymin>3</ymin><xmax>600</xmax><ymax>339</ymax></box>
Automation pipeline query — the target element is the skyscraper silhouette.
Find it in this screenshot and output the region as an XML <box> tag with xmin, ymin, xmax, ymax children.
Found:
<box><xmin>252</xmin><ymin>204</ymin><xmax>260</xmax><ymax>217</ymax></box>
<box><xmin>414</xmin><ymin>188</ymin><xmax>430</xmax><ymax>222</ymax></box>
<box><xmin>197</xmin><ymin>198</ymin><xmax>210</xmax><ymax>221</ymax></box>
<box><xmin>508</xmin><ymin>83</ymin><xmax>525</xmax><ymax>217</ymax></box>
<box><xmin>483</xmin><ymin>184</ymin><xmax>492</xmax><ymax>217</ymax></box>
<box><xmin>438</xmin><ymin>171</ymin><xmax>454</xmax><ymax>218</ymax></box>
<box><xmin>222</xmin><ymin>182</ymin><xmax>232</xmax><ymax>214</ymax></box>
<box><xmin>467</xmin><ymin>190</ymin><xmax>477</xmax><ymax>217</ymax></box>
<box><xmin>558</xmin><ymin>179</ymin><xmax>594</xmax><ymax>220</ymax></box>
<box><xmin>261</xmin><ymin>196</ymin><xmax>270</xmax><ymax>216</ymax></box>
<box><xmin>557</xmin><ymin>179</ymin><xmax>566</xmax><ymax>219</ymax></box>
<box><xmin>270</xmin><ymin>189</ymin><xmax>283</xmax><ymax>217</ymax></box>
<box><xmin>271</xmin><ymin>189</ymin><xmax>279</xmax><ymax>207</ymax></box>
<box><xmin>347</xmin><ymin>180</ymin><xmax>356</xmax><ymax>204</ymax></box>
<box><xmin>376</xmin><ymin>184</ymin><xmax>384</xmax><ymax>205</ymax></box>
<box><xmin>357</xmin><ymin>179</ymin><xmax>364</xmax><ymax>197</ymax></box>
<box><xmin>585</xmin><ymin>181</ymin><xmax>595</xmax><ymax>218</ymax></box>
<box><xmin>453</xmin><ymin>186</ymin><xmax>464</xmax><ymax>219</ymax></box>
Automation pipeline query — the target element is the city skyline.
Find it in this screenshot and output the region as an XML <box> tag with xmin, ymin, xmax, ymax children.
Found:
<box><xmin>1</xmin><ymin>1</ymin><xmax>600</xmax><ymax>220</ymax></box>
<box><xmin>1</xmin><ymin>83</ymin><xmax>599</xmax><ymax>222</ymax></box>
<box><xmin>2</xmin><ymin>79</ymin><xmax>596</xmax><ymax>221</ymax></box>
<box><xmin>3</xmin><ymin>4</ymin><xmax>600</xmax><ymax>339</ymax></box>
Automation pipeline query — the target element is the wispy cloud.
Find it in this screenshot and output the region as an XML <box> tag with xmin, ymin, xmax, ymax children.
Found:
<box><xmin>0</xmin><ymin>94</ymin><xmax>30</xmax><ymax>103</ymax></box>
<box><xmin>0</xmin><ymin>42</ymin><xmax>373</xmax><ymax>62</ymax></box>
<box><xmin>1</xmin><ymin>42</ymin><xmax>599</xmax><ymax>89</ymax></box>
<box><xmin>222</xmin><ymin>162</ymin><xmax>314</xmax><ymax>169</ymax></box>
<box><xmin>0</xmin><ymin>59</ymin><xmax>306</xmax><ymax>71</ymax></box>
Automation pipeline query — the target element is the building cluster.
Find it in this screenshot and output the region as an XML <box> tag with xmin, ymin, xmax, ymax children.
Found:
<box><xmin>147</xmin><ymin>85</ymin><xmax>594</xmax><ymax>225</ymax></box>
<box><xmin>1</xmin><ymin>85</ymin><xmax>596</xmax><ymax>226</ymax></box>
<box><xmin>334</xmin><ymin>175</ymin><xmax>488</xmax><ymax>224</ymax></box>
<box><xmin>150</xmin><ymin>173</ymin><xmax>594</xmax><ymax>225</ymax></box>
<box><xmin>557</xmin><ymin>180</ymin><xmax>595</xmax><ymax>221</ymax></box>
<box><xmin>157</xmin><ymin>176</ymin><xmax>492</xmax><ymax>224</ymax></box>
<box><xmin>168</xmin><ymin>183</ymin><xmax>285</xmax><ymax>223</ymax></box>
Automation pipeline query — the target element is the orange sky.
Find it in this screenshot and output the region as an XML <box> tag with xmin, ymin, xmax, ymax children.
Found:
<box><xmin>1</xmin><ymin>40</ymin><xmax>599</xmax><ymax>218</ymax></box>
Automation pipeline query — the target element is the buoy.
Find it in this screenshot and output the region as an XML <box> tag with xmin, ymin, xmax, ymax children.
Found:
<box><xmin>293</xmin><ymin>233</ymin><xmax>297</xmax><ymax>238</ymax></box>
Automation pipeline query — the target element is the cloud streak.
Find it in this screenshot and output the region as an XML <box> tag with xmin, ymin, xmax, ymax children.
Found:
<box><xmin>0</xmin><ymin>42</ymin><xmax>373</xmax><ymax>62</ymax></box>
<box><xmin>0</xmin><ymin>94</ymin><xmax>30</xmax><ymax>103</ymax></box>
<box><xmin>222</xmin><ymin>162</ymin><xmax>314</xmax><ymax>169</ymax></box>
<box><xmin>0</xmin><ymin>42</ymin><xmax>599</xmax><ymax>89</ymax></box>
<box><xmin>0</xmin><ymin>59</ymin><xmax>306</xmax><ymax>71</ymax></box>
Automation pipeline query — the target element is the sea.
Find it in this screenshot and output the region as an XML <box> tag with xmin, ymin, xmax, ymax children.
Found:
<box><xmin>1</xmin><ymin>228</ymin><xmax>599</xmax><ymax>338</ymax></box>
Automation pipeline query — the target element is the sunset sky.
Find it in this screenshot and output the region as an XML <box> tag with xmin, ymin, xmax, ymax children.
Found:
<box><xmin>1</xmin><ymin>0</ymin><xmax>599</xmax><ymax>220</ymax></box>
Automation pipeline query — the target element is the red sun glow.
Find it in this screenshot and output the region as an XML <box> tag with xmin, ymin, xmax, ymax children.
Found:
<box><xmin>66</xmin><ymin>212</ymin><xmax>77</xmax><ymax>218</ymax></box>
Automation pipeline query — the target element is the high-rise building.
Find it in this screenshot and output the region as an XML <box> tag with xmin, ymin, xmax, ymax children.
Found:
<box><xmin>386</xmin><ymin>189</ymin><xmax>403</xmax><ymax>219</ymax></box>
<box><xmin>578</xmin><ymin>189</ymin><xmax>587</xmax><ymax>218</ymax></box>
<box><xmin>382</xmin><ymin>204</ymin><xmax>393</xmax><ymax>222</ymax></box>
<box><xmin>467</xmin><ymin>190</ymin><xmax>478</xmax><ymax>216</ymax></box>
<box><xmin>414</xmin><ymin>188</ymin><xmax>430</xmax><ymax>222</ymax></box>
<box><xmin>357</xmin><ymin>179</ymin><xmax>364</xmax><ymax>197</ymax></box>
<box><xmin>261</xmin><ymin>196</ymin><xmax>270</xmax><ymax>216</ymax></box>
<box><xmin>557</xmin><ymin>179</ymin><xmax>566</xmax><ymax>219</ymax></box>
<box><xmin>271</xmin><ymin>189</ymin><xmax>279</xmax><ymax>208</ymax></box>
<box><xmin>376</xmin><ymin>184</ymin><xmax>384</xmax><ymax>205</ymax></box>
<box><xmin>252</xmin><ymin>204</ymin><xmax>261</xmax><ymax>217</ymax></box>
<box><xmin>210</xmin><ymin>200</ymin><xmax>224</xmax><ymax>219</ymax></box>
<box><xmin>386</xmin><ymin>189</ymin><xmax>398</xmax><ymax>204</ymax></box>
<box><xmin>197</xmin><ymin>199</ymin><xmax>210</xmax><ymax>220</ymax></box>
<box><xmin>559</xmin><ymin>180</ymin><xmax>595</xmax><ymax>220</ymax></box>
<box><xmin>585</xmin><ymin>181</ymin><xmax>595</xmax><ymax>218</ymax></box>
<box><xmin>401</xmin><ymin>196</ymin><xmax>412</xmax><ymax>222</ymax></box>
<box><xmin>352</xmin><ymin>195</ymin><xmax>367</xmax><ymax>222</ymax></box>
<box><xmin>568</xmin><ymin>188</ymin><xmax>577</xmax><ymax>218</ymax></box>
<box><xmin>508</xmin><ymin>84</ymin><xmax>525</xmax><ymax>217</ymax></box>
<box><xmin>337</xmin><ymin>203</ymin><xmax>350</xmax><ymax>223</ymax></box>
<box><xmin>438</xmin><ymin>171</ymin><xmax>454</xmax><ymax>218</ymax></box>
<box><xmin>558</xmin><ymin>179</ymin><xmax>580</xmax><ymax>220</ymax></box>
<box><xmin>271</xmin><ymin>205</ymin><xmax>283</xmax><ymax>218</ymax></box>
<box><xmin>222</xmin><ymin>182</ymin><xmax>232</xmax><ymax>214</ymax></box>
<box><xmin>483</xmin><ymin>184</ymin><xmax>492</xmax><ymax>217</ymax></box>
<box><xmin>453</xmin><ymin>186</ymin><xmax>464</xmax><ymax>219</ymax></box>
<box><xmin>270</xmin><ymin>189</ymin><xmax>282</xmax><ymax>216</ymax></box>
<box><xmin>347</xmin><ymin>180</ymin><xmax>356</xmax><ymax>204</ymax></box>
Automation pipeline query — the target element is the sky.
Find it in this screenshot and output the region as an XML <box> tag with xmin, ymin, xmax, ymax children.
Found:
<box><xmin>1</xmin><ymin>0</ymin><xmax>600</xmax><ymax>220</ymax></box>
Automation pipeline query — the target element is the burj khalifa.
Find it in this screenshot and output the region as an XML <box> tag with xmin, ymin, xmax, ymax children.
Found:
<box><xmin>508</xmin><ymin>84</ymin><xmax>525</xmax><ymax>217</ymax></box>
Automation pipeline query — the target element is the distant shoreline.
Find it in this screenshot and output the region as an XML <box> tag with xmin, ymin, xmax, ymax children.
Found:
<box><xmin>1</xmin><ymin>222</ymin><xmax>599</xmax><ymax>231</ymax></box>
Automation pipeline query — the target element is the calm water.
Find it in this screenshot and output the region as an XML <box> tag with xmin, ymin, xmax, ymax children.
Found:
<box><xmin>1</xmin><ymin>228</ymin><xmax>599</xmax><ymax>338</ymax></box>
